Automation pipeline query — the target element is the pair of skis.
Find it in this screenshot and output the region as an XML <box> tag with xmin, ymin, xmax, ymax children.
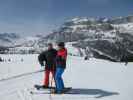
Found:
<box><xmin>30</xmin><ymin>85</ymin><xmax>72</xmax><ymax>95</ymax></box>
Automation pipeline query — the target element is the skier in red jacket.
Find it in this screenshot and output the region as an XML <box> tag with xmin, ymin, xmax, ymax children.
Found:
<box><xmin>53</xmin><ymin>42</ymin><xmax>68</xmax><ymax>94</ymax></box>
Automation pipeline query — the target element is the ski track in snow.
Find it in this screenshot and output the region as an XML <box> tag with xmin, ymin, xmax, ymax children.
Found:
<box><xmin>0</xmin><ymin>54</ymin><xmax>133</xmax><ymax>100</ymax></box>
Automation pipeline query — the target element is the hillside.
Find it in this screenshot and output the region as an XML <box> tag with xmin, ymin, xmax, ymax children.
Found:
<box><xmin>0</xmin><ymin>16</ymin><xmax>133</xmax><ymax>62</ymax></box>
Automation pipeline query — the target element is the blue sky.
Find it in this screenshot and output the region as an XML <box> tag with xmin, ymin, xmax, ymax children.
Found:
<box><xmin>0</xmin><ymin>0</ymin><xmax>133</xmax><ymax>36</ymax></box>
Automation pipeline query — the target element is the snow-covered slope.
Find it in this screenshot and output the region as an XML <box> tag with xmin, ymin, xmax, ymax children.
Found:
<box><xmin>44</xmin><ymin>16</ymin><xmax>133</xmax><ymax>62</ymax></box>
<box><xmin>1</xmin><ymin>16</ymin><xmax>133</xmax><ymax>62</ymax></box>
<box><xmin>0</xmin><ymin>33</ymin><xmax>20</xmax><ymax>47</ymax></box>
<box><xmin>66</xmin><ymin>42</ymin><xmax>85</xmax><ymax>57</ymax></box>
<box><xmin>114</xmin><ymin>23</ymin><xmax>133</xmax><ymax>34</ymax></box>
<box><xmin>0</xmin><ymin>54</ymin><xmax>133</xmax><ymax>100</ymax></box>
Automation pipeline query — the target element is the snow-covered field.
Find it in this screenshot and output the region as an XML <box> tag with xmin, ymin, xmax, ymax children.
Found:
<box><xmin>0</xmin><ymin>54</ymin><xmax>133</xmax><ymax>100</ymax></box>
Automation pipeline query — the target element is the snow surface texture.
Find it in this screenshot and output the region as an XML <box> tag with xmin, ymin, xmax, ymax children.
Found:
<box><xmin>0</xmin><ymin>54</ymin><xmax>133</xmax><ymax>100</ymax></box>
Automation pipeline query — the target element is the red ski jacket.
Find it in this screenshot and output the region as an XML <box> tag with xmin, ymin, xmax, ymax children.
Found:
<box><xmin>56</xmin><ymin>48</ymin><xmax>67</xmax><ymax>68</ymax></box>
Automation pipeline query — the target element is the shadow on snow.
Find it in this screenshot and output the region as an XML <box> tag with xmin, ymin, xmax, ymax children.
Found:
<box><xmin>65</xmin><ymin>88</ymin><xmax>119</xmax><ymax>98</ymax></box>
<box><xmin>34</xmin><ymin>88</ymin><xmax>119</xmax><ymax>99</ymax></box>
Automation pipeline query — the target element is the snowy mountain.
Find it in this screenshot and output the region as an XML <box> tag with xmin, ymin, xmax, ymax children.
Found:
<box><xmin>0</xmin><ymin>33</ymin><xmax>20</xmax><ymax>47</ymax></box>
<box><xmin>0</xmin><ymin>33</ymin><xmax>49</xmax><ymax>54</ymax></box>
<box><xmin>7</xmin><ymin>35</ymin><xmax>48</xmax><ymax>54</ymax></box>
<box><xmin>44</xmin><ymin>16</ymin><xmax>133</xmax><ymax>62</ymax></box>
<box><xmin>0</xmin><ymin>16</ymin><xmax>133</xmax><ymax>62</ymax></box>
<box><xmin>110</xmin><ymin>15</ymin><xmax>133</xmax><ymax>24</ymax></box>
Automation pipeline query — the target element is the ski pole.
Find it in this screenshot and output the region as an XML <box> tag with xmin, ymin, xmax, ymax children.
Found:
<box><xmin>49</xmin><ymin>70</ymin><xmax>55</xmax><ymax>100</ymax></box>
<box><xmin>0</xmin><ymin>69</ymin><xmax>45</xmax><ymax>82</ymax></box>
